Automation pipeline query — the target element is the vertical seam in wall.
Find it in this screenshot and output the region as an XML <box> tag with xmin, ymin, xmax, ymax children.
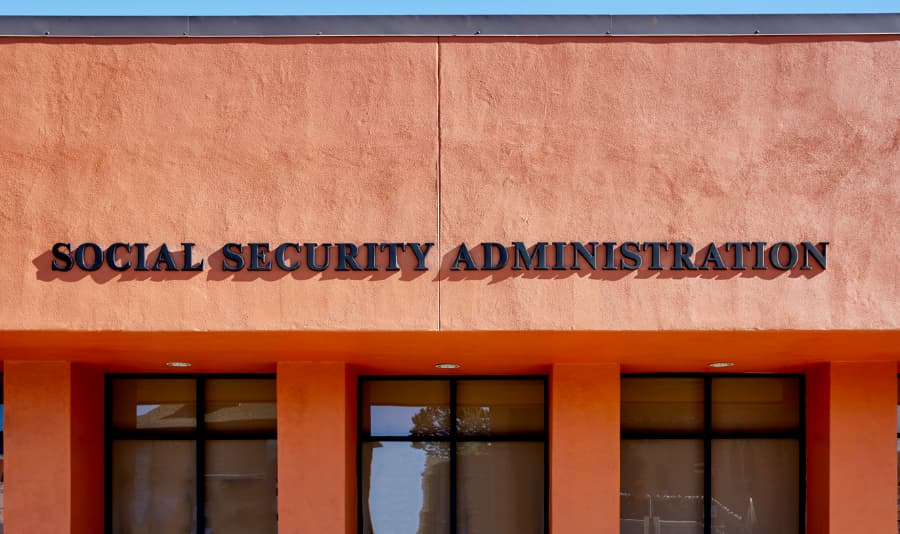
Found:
<box><xmin>437</xmin><ymin>37</ymin><xmax>442</xmax><ymax>332</ymax></box>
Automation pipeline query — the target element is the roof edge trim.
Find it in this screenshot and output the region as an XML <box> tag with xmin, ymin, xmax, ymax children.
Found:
<box><xmin>0</xmin><ymin>14</ymin><xmax>898</xmax><ymax>37</ymax></box>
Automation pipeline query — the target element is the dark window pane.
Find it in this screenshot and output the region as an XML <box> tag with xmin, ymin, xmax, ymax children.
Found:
<box><xmin>621</xmin><ymin>378</ymin><xmax>704</xmax><ymax>433</ymax></box>
<box><xmin>456</xmin><ymin>380</ymin><xmax>544</xmax><ymax>436</ymax></box>
<box><xmin>711</xmin><ymin>439</ymin><xmax>799</xmax><ymax>534</ymax></box>
<box><xmin>711</xmin><ymin>378</ymin><xmax>801</xmax><ymax>432</ymax></box>
<box><xmin>112</xmin><ymin>440</ymin><xmax>196</xmax><ymax>534</ymax></box>
<box><xmin>205</xmin><ymin>379</ymin><xmax>276</xmax><ymax>433</ymax></box>
<box><xmin>362</xmin><ymin>380</ymin><xmax>450</xmax><ymax>437</ymax></box>
<box><xmin>112</xmin><ymin>379</ymin><xmax>196</xmax><ymax>432</ymax></box>
<box><xmin>205</xmin><ymin>440</ymin><xmax>277</xmax><ymax>534</ymax></box>
<box><xmin>621</xmin><ymin>439</ymin><xmax>704</xmax><ymax>534</ymax></box>
<box><xmin>362</xmin><ymin>441</ymin><xmax>450</xmax><ymax>534</ymax></box>
<box><xmin>457</xmin><ymin>442</ymin><xmax>544</xmax><ymax>534</ymax></box>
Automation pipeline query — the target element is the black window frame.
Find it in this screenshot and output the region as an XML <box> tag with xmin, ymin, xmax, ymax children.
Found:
<box><xmin>357</xmin><ymin>375</ymin><xmax>549</xmax><ymax>534</ymax></box>
<box><xmin>104</xmin><ymin>373</ymin><xmax>277</xmax><ymax>534</ymax></box>
<box><xmin>620</xmin><ymin>373</ymin><xmax>806</xmax><ymax>534</ymax></box>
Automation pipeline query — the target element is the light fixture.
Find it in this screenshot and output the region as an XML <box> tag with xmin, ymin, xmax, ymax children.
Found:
<box><xmin>166</xmin><ymin>361</ymin><xmax>192</xmax><ymax>368</ymax></box>
<box><xmin>708</xmin><ymin>362</ymin><xmax>735</xmax><ymax>368</ymax></box>
<box><xmin>435</xmin><ymin>363</ymin><xmax>461</xmax><ymax>369</ymax></box>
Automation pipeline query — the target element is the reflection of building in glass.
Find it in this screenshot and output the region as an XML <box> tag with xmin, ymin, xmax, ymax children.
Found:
<box><xmin>362</xmin><ymin>378</ymin><xmax>546</xmax><ymax>533</ymax></box>
<box><xmin>411</xmin><ymin>405</ymin><xmax>544</xmax><ymax>533</ymax></box>
<box><xmin>621</xmin><ymin>377</ymin><xmax>801</xmax><ymax>534</ymax></box>
<box><xmin>620</xmin><ymin>492</ymin><xmax>758</xmax><ymax>534</ymax></box>
<box><xmin>417</xmin><ymin>448</ymin><xmax>450</xmax><ymax>534</ymax></box>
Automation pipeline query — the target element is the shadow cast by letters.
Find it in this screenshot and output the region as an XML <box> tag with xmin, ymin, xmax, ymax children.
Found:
<box><xmin>34</xmin><ymin>247</ymin><xmax>203</xmax><ymax>283</ymax></box>
<box><xmin>33</xmin><ymin>241</ymin><xmax>825</xmax><ymax>284</ymax></box>
<box><xmin>33</xmin><ymin>243</ymin><xmax>429</xmax><ymax>283</ymax></box>
<box><xmin>433</xmin><ymin>243</ymin><xmax>825</xmax><ymax>284</ymax></box>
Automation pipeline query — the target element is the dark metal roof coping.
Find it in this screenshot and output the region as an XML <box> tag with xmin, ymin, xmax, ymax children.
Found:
<box><xmin>0</xmin><ymin>14</ymin><xmax>897</xmax><ymax>37</ymax></box>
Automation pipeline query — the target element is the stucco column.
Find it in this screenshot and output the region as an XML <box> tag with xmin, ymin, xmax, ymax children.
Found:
<box><xmin>551</xmin><ymin>363</ymin><xmax>620</xmax><ymax>533</ymax></box>
<box><xmin>277</xmin><ymin>362</ymin><xmax>355</xmax><ymax>534</ymax></box>
<box><xmin>806</xmin><ymin>362</ymin><xmax>896</xmax><ymax>534</ymax></box>
<box><xmin>3</xmin><ymin>361</ymin><xmax>104</xmax><ymax>534</ymax></box>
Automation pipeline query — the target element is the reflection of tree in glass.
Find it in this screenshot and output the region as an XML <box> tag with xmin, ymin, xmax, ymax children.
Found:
<box><xmin>410</xmin><ymin>406</ymin><xmax>450</xmax><ymax>436</ymax></box>
<box><xmin>410</xmin><ymin>406</ymin><xmax>492</xmax><ymax>458</ymax></box>
<box><xmin>409</xmin><ymin>406</ymin><xmax>493</xmax><ymax>534</ymax></box>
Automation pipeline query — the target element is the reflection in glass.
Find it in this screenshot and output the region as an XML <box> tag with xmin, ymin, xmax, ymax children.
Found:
<box><xmin>112</xmin><ymin>440</ymin><xmax>196</xmax><ymax>534</ymax></box>
<box><xmin>621</xmin><ymin>439</ymin><xmax>704</xmax><ymax>534</ymax></box>
<box><xmin>711</xmin><ymin>439</ymin><xmax>799</xmax><ymax>534</ymax></box>
<box><xmin>112</xmin><ymin>379</ymin><xmax>197</xmax><ymax>432</ymax></box>
<box><xmin>621</xmin><ymin>378</ymin><xmax>704</xmax><ymax>433</ymax></box>
<box><xmin>457</xmin><ymin>442</ymin><xmax>544</xmax><ymax>534</ymax></box>
<box><xmin>205</xmin><ymin>379</ymin><xmax>276</xmax><ymax>433</ymax></box>
<box><xmin>456</xmin><ymin>380</ymin><xmax>544</xmax><ymax>436</ymax></box>
<box><xmin>362</xmin><ymin>441</ymin><xmax>450</xmax><ymax>534</ymax></box>
<box><xmin>712</xmin><ymin>378</ymin><xmax>801</xmax><ymax>432</ymax></box>
<box><xmin>205</xmin><ymin>440</ymin><xmax>277</xmax><ymax>533</ymax></box>
<box><xmin>363</xmin><ymin>381</ymin><xmax>450</xmax><ymax>437</ymax></box>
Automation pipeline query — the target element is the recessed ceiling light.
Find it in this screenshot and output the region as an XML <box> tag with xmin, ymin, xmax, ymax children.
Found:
<box><xmin>708</xmin><ymin>362</ymin><xmax>735</xmax><ymax>368</ymax></box>
<box><xmin>435</xmin><ymin>363</ymin><xmax>460</xmax><ymax>369</ymax></box>
<box><xmin>166</xmin><ymin>361</ymin><xmax>192</xmax><ymax>367</ymax></box>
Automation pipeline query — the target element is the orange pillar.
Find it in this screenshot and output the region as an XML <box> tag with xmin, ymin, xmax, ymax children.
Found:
<box><xmin>4</xmin><ymin>361</ymin><xmax>104</xmax><ymax>534</ymax></box>
<box><xmin>551</xmin><ymin>363</ymin><xmax>620</xmax><ymax>534</ymax></box>
<box><xmin>806</xmin><ymin>362</ymin><xmax>896</xmax><ymax>534</ymax></box>
<box><xmin>277</xmin><ymin>362</ymin><xmax>355</xmax><ymax>534</ymax></box>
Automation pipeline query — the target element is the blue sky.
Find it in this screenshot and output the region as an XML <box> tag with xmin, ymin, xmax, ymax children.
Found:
<box><xmin>0</xmin><ymin>1</ymin><xmax>896</xmax><ymax>16</ymax></box>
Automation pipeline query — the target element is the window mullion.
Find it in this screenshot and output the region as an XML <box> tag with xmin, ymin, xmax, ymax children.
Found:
<box><xmin>359</xmin><ymin>376</ymin><xmax>546</xmax><ymax>534</ymax></box>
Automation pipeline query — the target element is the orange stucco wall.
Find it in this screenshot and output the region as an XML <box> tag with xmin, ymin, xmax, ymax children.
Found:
<box><xmin>69</xmin><ymin>364</ymin><xmax>105</xmax><ymax>534</ymax></box>
<box><xmin>807</xmin><ymin>362</ymin><xmax>897</xmax><ymax>534</ymax></box>
<box><xmin>4</xmin><ymin>362</ymin><xmax>71</xmax><ymax>533</ymax></box>
<box><xmin>551</xmin><ymin>364</ymin><xmax>620</xmax><ymax>533</ymax></box>
<box><xmin>277</xmin><ymin>362</ymin><xmax>355</xmax><ymax>534</ymax></box>
<box><xmin>0</xmin><ymin>36</ymin><xmax>897</xmax><ymax>333</ymax></box>
<box><xmin>0</xmin><ymin>33</ymin><xmax>898</xmax><ymax>534</ymax></box>
<box><xmin>4</xmin><ymin>362</ymin><xmax>104</xmax><ymax>534</ymax></box>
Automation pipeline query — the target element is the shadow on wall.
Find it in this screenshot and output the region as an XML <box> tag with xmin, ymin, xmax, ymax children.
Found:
<box><xmin>32</xmin><ymin>244</ymin><xmax>429</xmax><ymax>283</ymax></box>
<box><xmin>33</xmin><ymin>246</ymin><xmax>204</xmax><ymax>283</ymax></box>
<box><xmin>32</xmin><ymin>242</ymin><xmax>825</xmax><ymax>283</ymax></box>
<box><xmin>433</xmin><ymin>242</ymin><xmax>826</xmax><ymax>283</ymax></box>
<box><xmin>203</xmin><ymin>245</ymin><xmax>428</xmax><ymax>282</ymax></box>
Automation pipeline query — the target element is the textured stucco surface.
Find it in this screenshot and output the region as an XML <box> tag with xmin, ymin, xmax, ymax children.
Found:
<box><xmin>438</xmin><ymin>37</ymin><xmax>900</xmax><ymax>331</ymax></box>
<box><xmin>0</xmin><ymin>38</ymin><xmax>440</xmax><ymax>331</ymax></box>
<box><xmin>806</xmin><ymin>362</ymin><xmax>898</xmax><ymax>534</ymax></box>
<box><xmin>0</xmin><ymin>36</ymin><xmax>897</xmax><ymax>331</ymax></box>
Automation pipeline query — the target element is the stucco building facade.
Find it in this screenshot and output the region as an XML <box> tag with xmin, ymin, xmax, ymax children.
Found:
<box><xmin>0</xmin><ymin>14</ymin><xmax>898</xmax><ymax>533</ymax></box>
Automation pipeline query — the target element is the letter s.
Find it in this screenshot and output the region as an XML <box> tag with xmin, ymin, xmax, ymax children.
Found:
<box><xmin>51</xmin><ymin>242</ymin><xmax>73</xmax><ymax>271</ymax></box>
<box><xmin>222</xmin><ymin>243</ymin><xmax>245</xmax><ymax>272</ymax></box>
